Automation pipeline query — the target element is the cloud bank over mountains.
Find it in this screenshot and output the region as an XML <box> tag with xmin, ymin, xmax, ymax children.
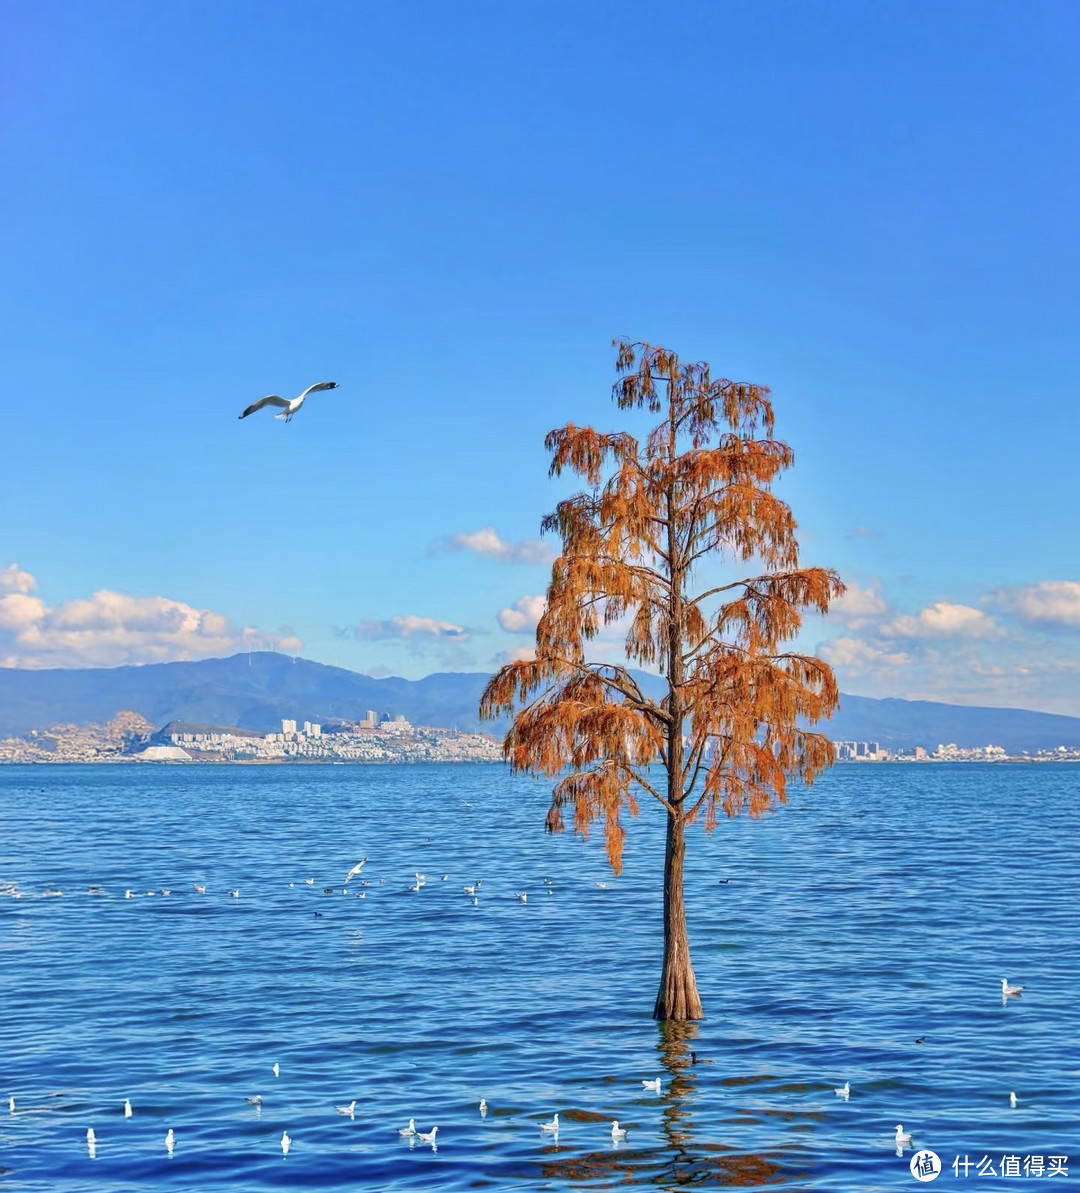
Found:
<box><xmin>0</xmin><ymin>565</ymin><xmax>300</xmax><ymax>669</ymax></box>
<box><xmin>817</xmin><ymin>578</ymin><xmax>1080</xmax><ymax>714</ymax></box>
<box><xmin>3</xmin><ymin>559</ymin><xmax>1079</xmax><ymax>716</ymax></box>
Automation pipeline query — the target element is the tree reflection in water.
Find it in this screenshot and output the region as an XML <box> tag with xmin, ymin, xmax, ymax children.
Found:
<box><xmin>537</xmin><ymin>1021</ymin><xmax>806</xmax><ymax>1188</ymax></box>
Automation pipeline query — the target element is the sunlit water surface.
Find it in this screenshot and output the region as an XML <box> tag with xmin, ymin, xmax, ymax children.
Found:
<box><xmin>1</xmin><ymin>763</ymin><xmax>1077</xmax><ymax>1191</ymax></box>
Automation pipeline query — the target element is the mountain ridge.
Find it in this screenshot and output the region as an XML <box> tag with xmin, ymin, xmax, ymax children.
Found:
<box><xmin>0</xmin><ymin>651</ymin><xmax>1078</xmax><ymax>753</ymax></box>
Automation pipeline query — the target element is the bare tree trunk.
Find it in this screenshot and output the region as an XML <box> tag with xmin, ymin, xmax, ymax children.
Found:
<box><xmin>653</xmin><ymin>807</ymin><xmax>704</xmax><ymax>1020</ymax></box>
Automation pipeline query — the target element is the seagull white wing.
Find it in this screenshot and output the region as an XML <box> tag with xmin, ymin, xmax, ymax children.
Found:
<box><xmin>239</xmin><ymin>395</ymin><xmax>290</xmax><ymax>419</ymax></box>
<box><xmin>299</xmin><ymin>381</ymin><xmax>339</xmax><ymax>400</ymax></box>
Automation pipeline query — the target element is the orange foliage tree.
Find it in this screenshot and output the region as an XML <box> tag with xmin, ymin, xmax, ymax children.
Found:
<box><xmin>481</xmin><ymin>340</ymin><xmax>844</xmax><ymax>1020</ymax></box>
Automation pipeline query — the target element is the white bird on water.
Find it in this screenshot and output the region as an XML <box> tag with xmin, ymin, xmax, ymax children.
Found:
<box><xmin>272</xmin><ymin>1062</ymin><xmax>280</xmax><ymax>1077</ymax></box>
<box><xmin>1002</xmin><ymin>978</ymin><xmax>1024</xmax><ymax>998</ymax></box>
<box><xmin>165</xmin><ymin>1127</ymin><xmax>175</xmax><ymax>1151</ymax></box>
<box><xmin>123</xmin><ymin>1098</ymin><xmax>132</xmax><ymax>1117</ymax></box>
<box><xmin>1009</xmin><ymin>1091</ymin><xmax>1018</xmax><ymax>1107</ymax></box>
<box><xmin>479</xmin><ymin>1098</ymin><xmax>487</xmax><ymax>1116</ymax></box>
<box><xmin>642</xmin><ymin>1078</ymin><xmax>661</xmax><ymax>1093</ymax></box>
<box><xmin>239</xmin><ymin>381</ymin><xmax>339</xmax><ymax>423</ymax></box>
<box><xmin>398</xmin><ymin>1118</ymin><xmax>417</xmax><ymax>1138</ymax></box>
<box><xmin>895</xmin><ymin>1124</ymin><xmax>913</xmax><ymax>1147</ymax></box>
<box><xmin>336</xmin><ymin>1100</ymin><xmax>356</xmax><ymax>1117</ymax></box>
<box><xmin>344</xmin><ymin>858</ymin><xmax>369</xmax><ymax>886</ymax></box>
<box><xmin>540</xmin><ymin>1113</ymin><xmax>559</xmax><ymax>1133</ymax></box>
<box><xmin>834</xmin><ymin>1081</ymin><xmax>850</xmax><ymax>1100</ymax></box>
<box><xmin>86</xmin><ymin>1127</ymin><xmax>96</xmax><ymax>1157</ymax></box>
<box><xmin>516</xmin><ymin>892</ymin><xmax>527</xmax><ymax>903</ymax></box>
<box><xmin>281</xmin><ymin>1130</ymin><xmax>291</xmax><ymax>1156</ymax></box>
<box><xmin>8</xmin><ymin>1096</ymin><xmax>14</xmax><ymax>1113</ymax></box>
<box><xmin>611</xmin><ymin>1120</ymin><xmax>627</xmax><ymax>1139</ymax></box>
<box><xmin>417</xmin><ymin>1125</ymin><xmax>438</xmax><ymax>1144</ymax></box>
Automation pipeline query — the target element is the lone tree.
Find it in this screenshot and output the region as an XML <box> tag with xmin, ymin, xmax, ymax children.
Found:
<box><xmin>481</xmin><ymin>339</ymin><xmax>844</xmax><ymax>1020</ymax></box>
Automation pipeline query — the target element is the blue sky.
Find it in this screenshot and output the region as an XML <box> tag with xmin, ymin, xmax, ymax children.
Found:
<box><xmin>2</xmin><ymin>0</ymin><xmax>1079</xmax><ymax>714</ymax></box>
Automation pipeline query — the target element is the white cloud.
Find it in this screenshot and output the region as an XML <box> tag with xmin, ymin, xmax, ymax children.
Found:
<box><xmin>0</xmin><ymin>568</ymin><xmax>301</xmax><ymax>669</ymax></box>
<box><xmin>882</xmin><ymin>601</ymin><xmax>1000</xmax><ymax>640</ymax></box>
<box><xmin>818</xmin><ymin>636</ymin><xmax>914</xmax><ymax>673</ymax></box>
<box><xmin>995</xmin><ymin>580</ymin><xmax>1080</xmax><ymax>628</ymax></box>
<box><xmin>0</xmin><ymin>593</ymin><xmax>47</xmax><ymax>632</ymax></box>
<box><xmin>497</xmin><ymin>594</ymin><xmax>546</xmax><ymax>634</ymax></box>
<box><xmin>830</xmin><ymin>580</ymin><xmax>889</xmax><ymax>621</ymax></box>
<box><xmin>0</xmin><ymin>564</ymin><xmax>35</xmax><ymax>593</ymax></box>
<box><xmin>813</xmin><ymin>578</ymin><xmax>1080</xmax><ymax>714</ymax></box>
<box><xmin>353</xmin><ymin>615</ymin><xmax>469</xmax><ymax>641</ymax></box>
<box><xmin>441</xmin><ymin>527</ymin><xmax>554</xmax><ymax>565</ymax></box>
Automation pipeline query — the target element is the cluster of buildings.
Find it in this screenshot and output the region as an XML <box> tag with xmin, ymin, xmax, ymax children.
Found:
<box><xmin>834</xmin><ymin>740</ymin><xmax>1080</xmax><ymax>762</ymax></box>
<box><xmin>139</xmin><ymin>715</ymin><xmax>501</xmax><ymax>764</ymax></box>
<box><xmin>3</xmin><ymin>716</ymin><xmax>1079</xmax><ymax>766</ymax></box>
<box><xmin>0</xmin><ymin>712</ymin><xmax>502</xmax><ymax>764</ymax></box>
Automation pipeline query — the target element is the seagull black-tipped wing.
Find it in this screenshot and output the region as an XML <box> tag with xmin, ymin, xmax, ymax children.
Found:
<box><xmin>239</xmin><ymin>395</ymin><xmax>290</xmax><ymax>419</ymax></box>
<box><xmin>298</xmin><ymin>381</ymin><xmax>339</xmax><ymax>399</ymax></box>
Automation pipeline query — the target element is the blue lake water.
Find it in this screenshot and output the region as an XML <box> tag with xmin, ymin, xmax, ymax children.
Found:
<box><xmin>0</xmin><ymin>762</ymin><xmax>1077</xmax><ymax>1190</ymax></box>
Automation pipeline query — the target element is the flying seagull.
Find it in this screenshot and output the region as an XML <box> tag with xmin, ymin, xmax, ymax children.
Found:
<box><xmin>239</xmin><ymin>381</ymin><xmax>339</xmax><ymax>422</ymax></box>
<box><xmin>344</xmin><ymin>858</ymin><xmax>369</xmax><ymax>886</ymax></box>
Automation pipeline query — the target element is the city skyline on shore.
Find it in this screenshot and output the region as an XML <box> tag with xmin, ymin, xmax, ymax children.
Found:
<box><xmin>2</xmin><ymin>2</ymin><xmax>1079</xmax><ymax>714</ymax></box>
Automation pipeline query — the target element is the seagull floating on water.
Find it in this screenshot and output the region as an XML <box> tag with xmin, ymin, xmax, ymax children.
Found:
<box><xmin>344</xmin><ymin>858</ymin><xmax>369</xmax><ymax>885</ymax></box>
<box><xmin>417</xmin><ymin>1125</ymin><xmax>438</xmax><ymax>1144</ymax></box>
<box><xmin>1002</xmin><ymin>978</ymin><xmax>1023</xmax><ymax>998</ymax></box>
<box><xmin>479</xmin><ymin>1098</ymin><xmax>487</xmax><ymax>1116</ymax></box>
<box><xmin>834</xmin><ymin>1082</ymin><xmax>850</xmax><ymax>1100</ymax></box>
<box><xmin>229</xmin><ymin>890</ymin><xmax>239</xmax><ymax>898</ymax></box>
<box><xmin>398</xmin><ymin>1118</ymin><xmax>417</xmax><ymax>1137</ymax></box>
<box><xmin>165</xmin><ymin>1128</ymin><xmax>175</xmax><ymax>1154</ymax></box>
<box><xmin>123</xmin><ymin>1098</ymin><xmax>132</xmax><ymax>1117</ymax></box>
<box><xmin>611</xmin><ymin>1120</ymin><xmax>627</xmax><ymax>1139</ymax></box>
<box><xmin>540</xmin><ymin>1113</ymin><xmax>559</xmax><ymax>1132</ymax></box>
<box><xmin>281</xmin><ymin>1130</ymin><xmax>291</xmax><ymax>1156</ymax></box>
<box><xmin>336</xmin><ymin>1101</ymin><xmax>356</xmax><ymax>1116</ymax></box>
<box><xmin>246</xmin><ymin>1095</ymin><xmax>262</xmax><ymax>1106</ymax></box>
<box><xmin>239</xmin><ymin>381</ymin><xmax>339</xmax><ymax>422</ymax></box>
<box><xmin>272</xmin><ymin>1063</ymin><xmax>280</xmax><ymax>1077</ymax></box>
<box><xmin>463</xmin><ymin>885</ymin><xmax>476</xmax><ymax>895</ymax></box>
<box><xmin>193</xmin><ymin>884</ymin><xmax>206</xmax><ymax>893</ymax></box>
<box><xmin>642</xmin><ymin>1078</ymin><xmax>661</xmax><ymax>1093</ymax></box>
<box><xmin>1009</xmin><ymin>1091</ymin><xmax>1018</xmax><ymax>1107</ymax></box>
<box><xmin>8</xmin><ymin>1096</ymin><xmax>14</xmax><ymax>1113</ymax></box>
<box><xmin>895</xmin><ymin>1124</ymin><xmax>913</xmax><ymax>1147</ymax></box>
<box><xmin>516</xmin><ymin>892</ymin><xmax>527</xmax><ymax>903</ymax></box>
<box><xmin>86</xmin><ymin>1127</ymin><xmax>96</xmax><ymax>1156</ymax></box>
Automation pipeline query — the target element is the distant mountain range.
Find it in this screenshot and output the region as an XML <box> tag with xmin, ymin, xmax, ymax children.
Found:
<box><xmin>1</xmin><ymin>651</ymin><xmax>1079</xmax><ymax>754</ymax></box>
